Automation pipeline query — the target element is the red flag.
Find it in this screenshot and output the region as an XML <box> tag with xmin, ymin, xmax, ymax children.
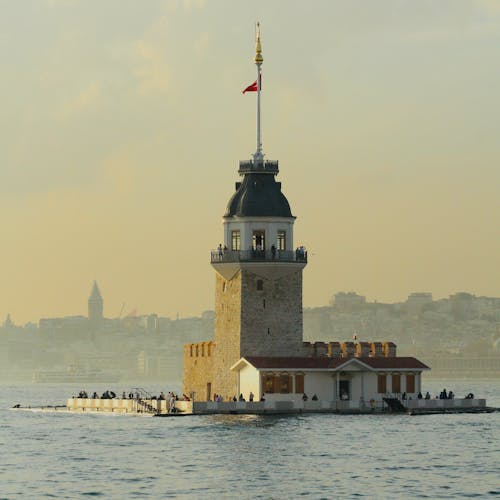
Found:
<box><xmin>242</xmin><ymin>75</ymin><xmax>262</xmax><ymax>94</ymax></box>
<box><xmin>242</xmin><ymin>80</ymin><xmax>257</xmax><ymax>93</ymax></box>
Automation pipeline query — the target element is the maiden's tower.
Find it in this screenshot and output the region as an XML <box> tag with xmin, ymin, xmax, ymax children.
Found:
<box><xmin>183</xmin><ymin>26</ymin><xmax>430</xmax><ymax>405</ymax></box>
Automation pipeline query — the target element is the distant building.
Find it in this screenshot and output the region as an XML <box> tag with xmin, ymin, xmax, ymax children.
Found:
<box><xmin>450</xmin><ymin>292</ymin><xmax>476</xmax><ymax>320</ymax></box>
<box><xmin>406</xmin><ymin>293</ymin><xmax>433</xmax><ymax>315</ymax></box>
<box><xmin>88</xmin><ymin>281</ymin><xmax>104</xmax><ymax>326</ymax></box>
<box><xmin>332</xmin><ymin>292</ymin><xmax>366</xmax><ymax>312</ymax></box>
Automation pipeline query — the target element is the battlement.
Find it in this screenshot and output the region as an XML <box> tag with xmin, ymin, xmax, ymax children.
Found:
<box><xmin>185</xmin><ymin>341</ymin><xmax>216</xmax><ymax>358</ymax></box>
<box><xmin>303</xmin><ymin>341</ymin><xmax>397</xmax><ymax>358</ymax></box>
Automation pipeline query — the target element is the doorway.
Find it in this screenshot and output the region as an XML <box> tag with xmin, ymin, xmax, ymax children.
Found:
<box><xmin>339</xmin><ymin>380</ymin><xmax>350</xmax><ymax>400</ymax></box>
<box><xmin>252</xmin><ymin>231</ymin><xmax>265</xmax><ymax>251</ymax></box>
<box><xmin>206</xmin><ymin>382</ymin><xmax>212</xmax><ymax>401</ymax></box>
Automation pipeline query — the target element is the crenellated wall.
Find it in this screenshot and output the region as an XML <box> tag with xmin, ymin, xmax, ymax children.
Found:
<box><xmin>182</xmin><ymin>341</ymin><xmax>216</xmax><ymax>401</ymax></box>
<box><xmin>303</xmin><ymin>340</ymin><xmax>398</xmax><ymax>359</ymax></box>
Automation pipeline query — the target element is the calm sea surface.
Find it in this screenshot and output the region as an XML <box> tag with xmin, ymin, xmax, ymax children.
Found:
<box><xmin>0</xmin><ymin>378</ymin><xmax>499</xmax><ymax>499</ymax></box>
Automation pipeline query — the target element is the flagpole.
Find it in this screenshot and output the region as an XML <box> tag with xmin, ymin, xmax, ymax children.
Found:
<box><xmin>254</xmin><ymin>22</ymin><xmax>263</xmax><ymax>162</ymax></box>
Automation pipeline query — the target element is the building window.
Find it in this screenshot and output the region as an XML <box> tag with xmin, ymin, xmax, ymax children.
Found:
<box><xmin>263</xmin><ymin>373</ymin><xmax>274</xmax><ymax>393</ymax></box>
<box><xmin>280</xmin><ymin>373</ymin><xmax>292</xmax><ymax>393</ymax></box>
<box><xmin>201</xmin><ymin>344</ymin><xmax>205</xmax><ymax>357</ymax></box>
<box><xmin>257</xmin><ymin>279</ymin><xmax>264</xmax><ymax>291</ymax></box>
<box><xmin>190</xmin><ymin>345</ymin><xmax>193</xmax><ymax>357</ymax></box>
<box><xmin>231</xmin><ymin>230</ymin><xmax>240</xmax><ymax>251</ymax></box>
<box><xmin>295</xmin><ymin>373</ymin><xmax>304</xmax><ymax>393</ymax></box>
<box><xmin>195</xmin><ymin>345</ymin><xmax>199</xmax><ymax>357</ymax></box>
<box><xmin>392</xmin><ymin>374</ymin><xmax>401</xmax><ymax>393</ymax></box>
<box><xmin>277</xmin><ymin>230</ymin><xmax>286</xmax><ymax>251</ymax></box>
<box><xmin>222</xmin><ymin>281</ymin><xmax>226</xmax><ymax>292</ymax></box>
<box><xmin>377</xmin><ymin>374</ymin><xmax>387</xmax><ymax>393</ymax></box>
<box><xmin>406</xmin><ymin>374</ymin><xmax>415</xmax><ymax>393</ymax></box>
<box><xmin>263</xmin><ymin>299</ymin><xmax>266</xmax><ymax>309</ymax></box>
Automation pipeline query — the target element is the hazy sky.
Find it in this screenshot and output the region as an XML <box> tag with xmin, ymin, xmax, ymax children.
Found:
<box><xmin>1</xmin><ymin>0</ymin><xmax>499</xmax><ymax>324</ymax></box>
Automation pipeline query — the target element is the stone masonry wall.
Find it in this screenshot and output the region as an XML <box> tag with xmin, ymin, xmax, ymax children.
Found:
<box><xmin>240</xmin><ymin>269</ymin><xmax>304</xmax><ymax>357</ymax></box>
<box><xmin>182</xmin><ymin>342</ymin><xmax>215</xmax><ymax>401</ymax></box>
<box><xmin>212</xmin><ymin>272</ymin><xmax>242</xmax><ymax>400</ymax></box>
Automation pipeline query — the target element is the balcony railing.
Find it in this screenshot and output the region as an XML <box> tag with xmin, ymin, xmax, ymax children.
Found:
<box><xmin>210</xmin><ymin>249</ymin><xmax>307</xmax><ymax>264</ymax></box>
<box><xmin>238</xmin><ymin>159</ymin><xmax>279</xmax><ymax>175</ymax></box>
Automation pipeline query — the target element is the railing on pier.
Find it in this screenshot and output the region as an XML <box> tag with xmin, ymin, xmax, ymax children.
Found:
<box><xmin>211</xmin><ymin>249</ymin><xmax>307</xmax><ymax>264</ymax></box>
<box><xmin>131</xmin><ymin>387</ymin><xmax>158</xmax><ymax>414</ymax></box>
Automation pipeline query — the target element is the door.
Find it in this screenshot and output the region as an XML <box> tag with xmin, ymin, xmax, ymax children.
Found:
<box><xmin>252</xmin><ymin>231</ymin><xmax>265</xmax><ymax>251</ymax></box>
<box><xmin>339</xmin><ymin>380</ymin><xmax>350</xmax><ymax>400</ymax></box>
<box><xmin>206</xmin><ymin>382</ymin><xmax>212</xmax><ymax>401</ymax></box>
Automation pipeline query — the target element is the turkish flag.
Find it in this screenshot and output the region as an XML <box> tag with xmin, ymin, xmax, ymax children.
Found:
<box><xmin>242</xmin><ymin>80</ymin><xmax>257</xmax><ymax>93</ymax></box>
<box><xmin>242</xmin><ymin>76</ymin><xmax>262</xmax><ymax>94</ymax></box>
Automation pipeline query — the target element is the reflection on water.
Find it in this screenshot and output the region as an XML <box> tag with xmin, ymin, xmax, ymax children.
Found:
<box><xmin>0</xmin><ymin>379</ymin><xmax>498</xmax><ymax>498</ymax></box>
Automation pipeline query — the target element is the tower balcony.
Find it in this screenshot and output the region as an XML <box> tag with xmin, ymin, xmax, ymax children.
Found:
<box><xmin>238</xmin><ymin>159</ymin><xmax>279</xmax><ymax>175</ymax></box>
<box><xmin>210</xmin><ymin>248</ymin><xmax>307</xmax><ymax>264</ymax></box>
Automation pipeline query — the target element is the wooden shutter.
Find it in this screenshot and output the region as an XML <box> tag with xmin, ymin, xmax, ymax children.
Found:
<box><xmin>392</xmin><ymin>374</ymin><xmax>401</xmax><ymax>393</ymax></box>
<box><xmin>295</xmin><ymin>374</ymin><xmax>304</xmax><ymax>393</ymax></box>
<box><xmin>377</xmin><ymin>374</ymin><xmax>387</xmax><ymax>393</ymax></box>
<box><xmin>406</xmin><ymin>374</ymin><xmax>415</xmax><ymax>393</ymax></box>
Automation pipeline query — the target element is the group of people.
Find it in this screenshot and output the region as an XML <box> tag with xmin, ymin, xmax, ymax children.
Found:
<box><xmin>302</xmin><ymin>393</ymin><xmax>319</xmax><ymax>401</ymax></box>
<box><xmin>413</xmin><ymin>389</ymin><xmax>458</xmax><ymax>400</ymax></box>
<box><xmin>75</xmin><ymin>390</ymin><xmax>191</xmax><ymax>403</ymax></box>
<box><xmin>77</xmin><ymin>390</ymin><xmax>117</xmax><ymax>399</ymax></box>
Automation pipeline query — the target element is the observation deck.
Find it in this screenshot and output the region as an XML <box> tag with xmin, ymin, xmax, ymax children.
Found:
<box><xmin>238</xmin><ymin>159</ymin><xmax>279</xmax><ymax>175</ymax></box>
<box><xmin>210</xmin><ymin>248</ymin><xmax>307</xmax><ymax>264</ymax></box>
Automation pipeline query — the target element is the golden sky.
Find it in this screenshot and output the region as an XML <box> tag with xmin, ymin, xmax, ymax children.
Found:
<box><xmin>1</xmin><ymin>0</ymin><xmax>499</xmax><ymax>324</ymax></box>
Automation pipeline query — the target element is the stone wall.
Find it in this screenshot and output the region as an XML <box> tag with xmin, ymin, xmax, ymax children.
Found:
<box><xmin>240</xmin><ymin>269</ymin><xmax>304</xmax><ymax>357</ymax></box>
<box><xmin>182</xmin><ymin>342</ymin><xmax>215</xmax><ymax>401</ymax></box>
<box><xmin>213</xmin><ymin>272</ymin><xmax>242</xmax><ymax>399</ymax></box>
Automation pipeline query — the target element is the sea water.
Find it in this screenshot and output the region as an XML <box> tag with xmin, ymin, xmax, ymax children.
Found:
<box><xmin>1</xmin><ymin>379</ymin><xmax>499</xmax><ymax>499</ymax></box>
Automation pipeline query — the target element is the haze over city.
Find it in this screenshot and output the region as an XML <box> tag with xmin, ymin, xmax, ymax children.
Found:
<box><xmin>1</xmin><ymin>0</ymin><xmax>499</xmax><ymax>324</ymax></box>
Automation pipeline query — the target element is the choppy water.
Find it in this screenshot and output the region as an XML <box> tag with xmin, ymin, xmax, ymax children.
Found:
<box><xmin>1</xmin><ymin>379</ymin><xmax>499</xmax><ymax>499</ymax></box>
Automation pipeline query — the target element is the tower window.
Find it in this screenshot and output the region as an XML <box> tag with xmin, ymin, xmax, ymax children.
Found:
<box><xmin>257</xmin><ymin>280</ymin><xmax>264</xmax><ymax>291</ymax></box>
<box><xmin>277</xmin><ymin>230</ymin><xmax>286</xmax><ymax>251</ymax></box>
<box><xmin>231</xmin><ymin>230</ymin><xmax>240</xmax><ymax>251</ymax></box>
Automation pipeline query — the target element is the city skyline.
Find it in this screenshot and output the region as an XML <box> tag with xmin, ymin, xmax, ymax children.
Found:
<box><xmin>1</xmin><ymin>1</ymin><xmax>499</xmax><ymax>323</ymax></box>
<box><xmin>4</xmin><ymin>280</ymin><xmax>499</xmax><ymax>326</ymax></box>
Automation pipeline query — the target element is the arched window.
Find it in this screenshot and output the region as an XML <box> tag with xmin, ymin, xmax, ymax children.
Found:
<box><xmin>392</xmin><ymin>373</ymin><xmax>401</xmax><ymax>393</ymax></box>
<box><xmin>262</xmin><ymin>373</ymin><xmax>274</xmax><ymax>393</ymax></box>
<box><xmin>257</xmin><ymin>280</ymin><xmax>264</xmax><ymax>291</ymax></box>
<box><xmin>406</xmin><ymin>373</ymin><xmax>415</xmax><ymax>393</ymax></box>
<box><xmin>295</xmin><ymin>373</ymin><xmax>304</xmax><ymax>393</ymax></box>
<box><xmin>377</xmin><ymin>374</ymin><xmax>387</xmax><ymax>393</ymax></box>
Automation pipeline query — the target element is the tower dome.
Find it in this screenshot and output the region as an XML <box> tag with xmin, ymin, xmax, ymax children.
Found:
<box><xmin>224</xmin><ymin>171</ymin><xmax>292</xmax><ymax>218</ymax></box>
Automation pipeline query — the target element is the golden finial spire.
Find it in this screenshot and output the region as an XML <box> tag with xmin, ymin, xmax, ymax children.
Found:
<box><xmin>254</xmin><ymin>22</ymin><xmax>263</xmax><ymax>65</ymax></box>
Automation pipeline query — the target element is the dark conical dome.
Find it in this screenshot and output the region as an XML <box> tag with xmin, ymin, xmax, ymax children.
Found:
<box><xmin>224</xmin><ymin>172</ymin><xmax>293</xmax><ymax>218</ymax></box>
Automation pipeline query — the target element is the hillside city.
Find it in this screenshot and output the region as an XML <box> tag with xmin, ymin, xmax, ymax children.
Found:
<box><xmin>1</xmin><ymin>284</ymin><xmax>499</xmax><ymax>383</ymax></box>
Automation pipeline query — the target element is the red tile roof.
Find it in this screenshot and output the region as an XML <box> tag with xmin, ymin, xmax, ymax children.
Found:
<box><xmin>242</xmin><ymin>356</ymin><xmax>429</xmax><ymax>370</ymax></box>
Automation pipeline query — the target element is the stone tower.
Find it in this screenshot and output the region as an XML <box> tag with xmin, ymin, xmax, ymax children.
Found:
<box><xmin>88</xmin><ymin>280</ymin><xmax>103</xmax><ymax>325</ymax></box>
<box><xmin>210</xmin><ymin>158</ymin><xmax>308</xmax><ymax>397</ymax></box>
<box><xmin>182</xmin><ymin>25</ymin><xmax>307</xmax><ymax>400</ymax></box>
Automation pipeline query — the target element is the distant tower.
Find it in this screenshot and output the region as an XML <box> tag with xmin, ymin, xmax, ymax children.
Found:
<box><xmin>209</xmin><ymin>24</ymin><xmax>307</xmax><ymax>398</ymax></box>
<box><xmin>88</xmin><ymin>281</ymin><xmax>103</xmax><ymax>325</ymax></box>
